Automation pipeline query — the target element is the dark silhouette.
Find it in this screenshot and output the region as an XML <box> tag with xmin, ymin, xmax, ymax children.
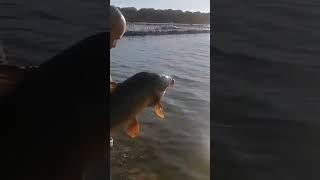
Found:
<box><xmin>0</xmin><ymin>32</ymin><xmax>109</xmax><ymax>180</ymax></box>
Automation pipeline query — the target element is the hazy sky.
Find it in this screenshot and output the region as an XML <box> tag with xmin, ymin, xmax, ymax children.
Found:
<box><xmin>111</xmin><ymin>0</ymin><xmax>210</xmax><ymax>13</ymax></box>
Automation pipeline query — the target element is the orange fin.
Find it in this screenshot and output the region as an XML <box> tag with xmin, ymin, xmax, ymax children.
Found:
<box><xmin>126</xmin><ymin>117</ymin><xmax>140</xmax><ymax>138</ymax></box>
<box><xmin>154</xmin><ymin>103</ymin><xmax>165</xmax><ymax>119</ymax></box>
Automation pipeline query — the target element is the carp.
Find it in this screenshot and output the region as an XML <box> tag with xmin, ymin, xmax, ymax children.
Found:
<box><xmin>110</xmin><ymin>72</ymin><xmax>174</xmax><ymax>138</ymax></box>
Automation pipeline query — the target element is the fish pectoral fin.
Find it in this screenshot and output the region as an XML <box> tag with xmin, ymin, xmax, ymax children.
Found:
<box><xmin>110</xmin><ymin>81</ymin><xmax>118</xmax><ymax>94</ymax></box>
<box><xmin>126</xmin><ymin>117</ymin><xmax>140</xmax><ymax>138</ymax></box>
<box><xmin>110</xmin><ymin>81</ymin><xmax>117</xmax><ymax>86</ymax></box>
<box><xmin>154</xmin><ymin>103</ymin><xmax>165</xmax><ymax>120</ymax></box>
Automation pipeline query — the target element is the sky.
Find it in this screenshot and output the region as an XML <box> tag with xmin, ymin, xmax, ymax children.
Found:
<box><xmin>111</xmin><ymin>0</ymin><xmax>210</xmax><ymax>13</ymax></box>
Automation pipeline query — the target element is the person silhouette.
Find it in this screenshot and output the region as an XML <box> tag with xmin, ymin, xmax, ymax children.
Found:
<box><xmin>110</xmin><ymin>5</ymin><xmax>127</xmax><ymax>82</ymax></box>
<box><xmin>109</xmin><ymin>6</ymin><xmax>126</xmax><ymax>180</ymax></box>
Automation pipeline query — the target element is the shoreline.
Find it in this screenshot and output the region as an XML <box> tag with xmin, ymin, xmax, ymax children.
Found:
<box><xmin>124</xmin><ymin>30</ymin><xmax>210</xmax><ymax>36</ymax></box>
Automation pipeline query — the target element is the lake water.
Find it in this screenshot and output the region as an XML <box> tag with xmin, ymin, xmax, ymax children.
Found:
<box><xmin>0</xmin><ymin>0</ymin><xmax>107</xmax><ymax>66</ymax></box>
<box><xmin>111</xmin><ymin>33</ymin><xmax>210</xmax><ymax>180</ymax></box>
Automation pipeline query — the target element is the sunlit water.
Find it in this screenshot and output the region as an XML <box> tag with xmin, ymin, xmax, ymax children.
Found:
<box><xmin>111</xmin><ymin>33</ymin><xmax>210</xmax><ymax>180</ymax></box>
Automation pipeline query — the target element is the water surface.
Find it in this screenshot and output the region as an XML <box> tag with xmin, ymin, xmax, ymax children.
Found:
<box><xmin>0</xmin><ymin>0</ymin><xmax>107</xmax><ymax>66</ymax></box>
<box><xmin>111</xmin><ymin>33</ymin><xmax>210</xmax><ymax>180</ymax></box>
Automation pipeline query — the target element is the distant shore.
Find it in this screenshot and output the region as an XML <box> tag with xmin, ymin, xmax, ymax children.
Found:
<box><xmin>124</xmin><ymin>29</ymin><xmax>210</xmax><ymax>36</ymax></box>
<box><xmin>118</xmin><ymin>7</ymin><xmax>210</xmax><ymax>25</ymax></box>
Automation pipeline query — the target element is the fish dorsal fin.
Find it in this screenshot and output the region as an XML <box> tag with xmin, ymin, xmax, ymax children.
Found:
<box><xmin>154</xmin><ymin>103</ymin><xmax>165</xmax><ymax>120</ymax></box>
<box><xmin>126</xmin><ymin>117</ymin><xmax>140</xmax><ymax>138</ymax></box>
<box><xmin>110</xmin><ymin>81</ymin><xmax>118</xmax><ymax>94</ymax></box>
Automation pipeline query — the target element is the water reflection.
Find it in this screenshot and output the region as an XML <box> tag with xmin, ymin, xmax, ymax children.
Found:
<box><xmin>111</xmin><ymin>33</ymin><xmax>210</xmax><ymax>180</ymax></box>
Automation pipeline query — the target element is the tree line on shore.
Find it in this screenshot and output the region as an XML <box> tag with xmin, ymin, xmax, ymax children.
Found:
<box><xmin>117</xmin><ymin>7</ymin><xmax>210</xmax><ymax>24</ymax></box>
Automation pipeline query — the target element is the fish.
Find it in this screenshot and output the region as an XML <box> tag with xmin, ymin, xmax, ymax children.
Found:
<box><xmin>110</xmin><ymin>71</ymin><xmax>175</xmax><ymax>138</ymax></box>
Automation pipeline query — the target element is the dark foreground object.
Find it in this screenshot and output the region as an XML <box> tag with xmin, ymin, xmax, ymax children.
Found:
<box><xmin>0</xmin><ymin>32</ymin><xmax>109</xmax><ymax>180</ymax></box>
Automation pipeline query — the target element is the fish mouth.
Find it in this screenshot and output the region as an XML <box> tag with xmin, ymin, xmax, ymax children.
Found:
<box><xmin>154</xmin><ymin>76</ymin><xmax>174</xmax><ymax>119</ymax></box>
<box><xmin>170</xmin><ymin>79</ymin><xmax>175</xmax><ymax>86</ymax></box>
<box><xmin>159</xmin><ymin>75</ymin><xmax>175</xmax><ymax>98</ymax></box>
